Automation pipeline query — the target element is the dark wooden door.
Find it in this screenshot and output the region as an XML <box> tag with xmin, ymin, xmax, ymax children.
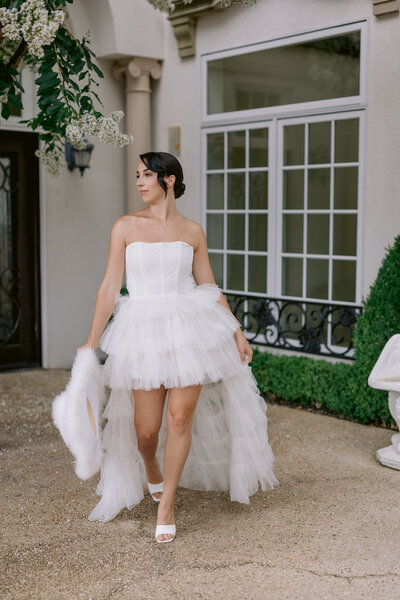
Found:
<box><xmin>0</xmin><ymin>130</ymin><xmax>41</xmax><ymax>368</ymax></box>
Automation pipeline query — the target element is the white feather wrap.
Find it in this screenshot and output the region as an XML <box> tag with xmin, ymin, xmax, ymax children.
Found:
<box><xmin>52</xmin><ymin>347</ymin><xmax>106</xmax><ymax>480</ymax></box>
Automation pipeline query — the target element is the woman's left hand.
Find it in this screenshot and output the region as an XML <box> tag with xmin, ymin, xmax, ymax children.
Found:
<box><xmin>234</xmin><ymin>329</ymin><xmax>253</xmax><ymax>365</ymax></box>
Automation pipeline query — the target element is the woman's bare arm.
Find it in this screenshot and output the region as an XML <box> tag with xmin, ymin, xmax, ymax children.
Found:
<box><xmin>78</xmin><ymin>217</ymin><xmax>127</xmax><ymax>352</ymax></box>
<box><xmin>192</xmin><ymin>224</ymin><xmax>252</xmax><ymax>363</ymax></box>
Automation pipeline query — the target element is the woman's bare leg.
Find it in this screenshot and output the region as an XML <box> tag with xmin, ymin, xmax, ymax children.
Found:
<box><xmin>133</xmin><ymin>385</ymin><xmax>168</xmax><ymax>500</ymax></box>
<box><xmin>156</xmin><ymin>383</ymin><xmax>202</xmax><ymax>541</ymax></box>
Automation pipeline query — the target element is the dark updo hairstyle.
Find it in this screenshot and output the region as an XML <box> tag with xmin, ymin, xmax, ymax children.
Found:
<box><xmin>139</xmin><ymin>151</ymin><xmax>186</xmax><ymax>199</ymax></box>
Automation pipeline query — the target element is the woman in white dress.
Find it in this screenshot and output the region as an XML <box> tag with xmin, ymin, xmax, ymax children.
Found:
<box><xmin>77</xmin><ymin>152</ymin><xmax>278</xmax><ymax>543</ymax></box>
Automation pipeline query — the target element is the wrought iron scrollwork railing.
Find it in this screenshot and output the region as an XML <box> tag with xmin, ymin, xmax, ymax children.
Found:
<box><xmin>225</xmin><ymin>292</ymin><xmax>362</xmax><ymax>360</ymax></box>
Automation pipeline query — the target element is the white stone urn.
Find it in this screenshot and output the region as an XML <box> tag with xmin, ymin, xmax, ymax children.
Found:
<box><xmin>368</xmin><ymin>334</ymin><xmax>400</xmax><ymax>470</ymax></box>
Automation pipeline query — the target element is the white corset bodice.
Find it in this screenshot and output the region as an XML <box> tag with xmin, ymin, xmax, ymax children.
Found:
<box><xmin>125</xmin><ymin>241</ymin><xmax>197</xmax><ymax>298</ymax></box>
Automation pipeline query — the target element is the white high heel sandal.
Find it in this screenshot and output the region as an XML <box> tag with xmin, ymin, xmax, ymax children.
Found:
<box><xmin>155</xmin><ymin>524</ymin><xmax>176</xmax><ymax>543</ymax></box>
<box><xmin>147</xmin><ymin>481</ymin><xmax>164</xmax><ymax>502</ymax></box>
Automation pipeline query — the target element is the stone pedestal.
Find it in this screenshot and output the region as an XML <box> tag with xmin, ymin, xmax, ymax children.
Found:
<box><xmin>368</xmin><ymin>335</ymin><xmax>400</xmax><ymax>470</ymax></box>
<box><xmin>376</xmin><ymin>392</ymin><xmax>400</xmax><ymax>469</ymax></box>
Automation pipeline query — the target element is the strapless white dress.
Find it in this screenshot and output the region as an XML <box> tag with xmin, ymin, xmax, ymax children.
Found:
<box><xmin>88</xmin><ymin>241</ymin><xmax>278</xmax><ymax>522</ymax></box>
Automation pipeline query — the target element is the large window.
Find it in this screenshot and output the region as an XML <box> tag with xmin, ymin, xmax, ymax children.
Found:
<box><xmin>207</xmin><ymin>31</ymin><xmax>360</xmax><ymax>115</ymax></box>
<box><xmin>203</xmin><ymin>23</ymin><xmax>365</xmax><ymax>310</ymax></box>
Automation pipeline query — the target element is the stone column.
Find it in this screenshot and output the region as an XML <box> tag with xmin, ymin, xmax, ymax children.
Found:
<box><xmin>113</xmin><ymin>57</ymin><xmax>162</xmax><ymax>213</ymax></box>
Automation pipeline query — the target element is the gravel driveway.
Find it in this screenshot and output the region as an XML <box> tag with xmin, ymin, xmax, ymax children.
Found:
<box><xmin>1</xmin><ymin>368</ymin><xmax>399</xmax><ymax>600</ymax></box>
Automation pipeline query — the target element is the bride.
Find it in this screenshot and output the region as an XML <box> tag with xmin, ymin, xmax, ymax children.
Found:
<box><xmin>77</xmin><ymin>151</ymin><xmax>278</xmax><ymax>543</ymax></box>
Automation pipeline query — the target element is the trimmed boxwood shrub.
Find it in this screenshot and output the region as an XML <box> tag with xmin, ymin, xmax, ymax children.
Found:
<box><xmin>251</xmin><ymin>235</ymin><xmax>400</xmax><ymax>428</ymax></box>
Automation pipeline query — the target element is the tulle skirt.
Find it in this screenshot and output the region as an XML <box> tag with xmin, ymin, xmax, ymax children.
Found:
<box><xmin>88</xmin><ymin>283</ymin><xmax>279</xmax><ymax>522</ymax></box>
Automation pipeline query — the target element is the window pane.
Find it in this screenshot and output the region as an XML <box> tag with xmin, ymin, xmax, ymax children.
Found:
<box><xmin>207</xmin><ymin>31</ymin><xmax>361</xmax><ymax>114</ymax></box>
<box><xmin>227</xmin><ymin>214</ymin><xmax>245</xmax><ymax>250</ymax></box>
<box><xmin>249</xmin><ymin>171</ymin><xmax>268</xmax><ymax>209</ymax></box>
<box><xmin>227</xmin><ymin>253</ymin><xmax>244</xmax><ymax>290</ymax></box>
<box><xmin>282</xmin><ymin>214</ymin><xmax>303</xmax><ymax>253</ymax></box>
<box><xmin>309</xmin><ymin>121</ymin><xmax>331</xmax><ymax>164</ymax></box>
<box><xmin>283</xmin><ymin>170</ymin><xmax>304</xmax><ymax>209</ymax></box>
<box><xmin>333</xmin><ymin>260</ymin><xmax>356</xmax><ymax>302</ymax></box>
<box><xmin>228</xmin><ymin>130</ymin><xmax>245</xmax><ymax>168</ymax></box>
<box><xmin>335</xmin><ymin>119</ymin><xmax>359</xmax><ymax>163</ymax></box>
<box><xmin>207</xmin><ymin>132</ymin><xmax>224</xmax><ymax>169</ymax></box>
<box><xmin>282</xmin><ymin>257</ymin><xmax>303</xmax><ymax>297</ymax></box>
<box><xmin>284</xmin><ymin>125</ymin><xmax>304</xmax><ymax>166</ymax></box>
<box><xmin>209</xmin><ymin>252</ymin><xmax>223</xmax><ymax>288</ymax></box>
<box><xmin>307</xmin><ymin>259</ymin><xmax>329</xmax><ymax>299</ymax></box>
<box><xmin>334</xmin><ymin>167</ymin><xmax>358</xmax><ymax>209</ymax></box>
<box><xmin>250</xmin><ymin>128</ymin><xmax>268</xmax><ymax>167</ymax></box>
<box><xmin>248</xmin><ymin>255</ymin><xmax>267</xmax><ymax>293</ymax></box>
<box><xmin>207</xmin><ymin>174</ymin><xmax>224</xmax><ymax>209</ymax></box>
<box><xmin>207</xmin><ymin>214</ymin><xmax>223</xmax><ymax>249</ymax></box>
<box><xmin>249</xmin><ymin>213</ymin><xmax>268</xmax><ymax>251</ymax></box>
<box><xmin>228</xmin><ymin>173</ymin><xmax>245</xmax><ymax>209</ymax></box>
<box><xmin>307</xmin><ymin>214</ymin><xmax>329</xmax><ymax>254</ymax></box>
<box><xmin>333</xmin><ymin>214</ymin><xmax>357</xmax><ymax>256</ymax></box>
<box><xmin>308</xmin><ymin>168</ymin><xmax>330</xmax><ymax>209</ymax></box>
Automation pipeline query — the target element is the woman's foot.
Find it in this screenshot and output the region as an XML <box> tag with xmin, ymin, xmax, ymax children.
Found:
<box><xmin>146</xmin><ymin>458</ymin><xmax>163</xmax><ymax>500</ymax></box>
<box><xmin>156</xmin><ymin>499</ymin><xmax>175</xmax><ymax>542</ymax></box>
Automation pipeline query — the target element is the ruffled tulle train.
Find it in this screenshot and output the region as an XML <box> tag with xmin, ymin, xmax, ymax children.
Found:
<box><xmin>88</xmin><ymin>366</ymin><xmax>278</xmax><ymax>522</ymax></box>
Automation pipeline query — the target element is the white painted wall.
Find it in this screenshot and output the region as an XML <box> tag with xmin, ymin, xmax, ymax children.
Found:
<box><xmin>42</xmin><ymin>57</ymin><xmax>126</xmax><ymax>368</ymax></box>
<box><xmin>67</xmin><ymin>0</ymin><xmax>165</xmax><ymax>60</ymax></box>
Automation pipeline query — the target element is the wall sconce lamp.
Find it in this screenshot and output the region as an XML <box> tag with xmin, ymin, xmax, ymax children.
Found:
<box><xmin>65</xmin><ymin>136</ymin><xmax>94</xmax><ymax>176</ymax></box>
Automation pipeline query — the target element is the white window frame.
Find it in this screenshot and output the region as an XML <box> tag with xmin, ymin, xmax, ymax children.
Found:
<box><xmin>201</xmin><ymin>21</ymin><xmax>367</xmax><ymax>307</ymax></box>
<box><xmin>201</xmin><ymin>20</ymin><xmax>368</xmax><ymax>126</ymax></box>
<box><xmin>276</xmin><ymin>110</ymin><xmax>365</xmax><ymax>306</ymax></box>
<box><xmin>202</xmin><ymin>121</ymin><xmax>275</xmax><ymax>296</ymax></box>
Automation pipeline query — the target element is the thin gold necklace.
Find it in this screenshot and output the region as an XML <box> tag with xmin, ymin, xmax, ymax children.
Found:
<box><xmin>152</xmin><ymin>215</ymin><xmax>172</xmax><ymax>233</ymax></box>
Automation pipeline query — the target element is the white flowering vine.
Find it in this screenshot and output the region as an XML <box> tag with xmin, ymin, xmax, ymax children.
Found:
<box><xmin>35</xmin><ymin>142</ymin><xmax>67</xmax><ymax>176</ymax></box>
<box><xmin>66</xmin><ymin>111</ymin><xmax>133</xmax><ymax>149</ymax></box>
<box><xmin>0</xmin><ymin>0</ymin><xmax>64</xmax><ymax>59</ymax></box>
<box><xmin>0</xmin><ymin>0</ymin><xmax>255</xmax><ymax>175</ymax></box>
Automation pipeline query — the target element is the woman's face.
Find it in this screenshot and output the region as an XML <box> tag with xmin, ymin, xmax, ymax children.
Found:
<box><xmin>136</xmin><ymin>161</ymin><xmax>163</xmax><ymax>203</ymax></box>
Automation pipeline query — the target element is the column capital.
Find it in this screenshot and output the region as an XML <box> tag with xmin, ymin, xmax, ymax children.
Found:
<box><xmin>112</xmin><ymin>56</ymin><xmax>161</xmax><ymax>212</ymax></box>
<box><xmin>113</xmin><ymin>57</ymin><xmax>162</xmax><ymax>90</ymax></box>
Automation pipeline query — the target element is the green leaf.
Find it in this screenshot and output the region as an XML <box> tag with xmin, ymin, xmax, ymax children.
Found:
<box><xmin>1</xmin><ymin>104</ymin><xmax>11</xmax><ymax>119</ymax></box>
<box><xmin>90</xmin><ymin>63</ymin><xmax>104</xmax><ymax>79</ymax></box>
<box><xmin>47</xmin><ymin>101</ymin><xmax>64</xmax><ymax>115</ymax></box>
<box><xmin>91</xmin><ymin>91</ymin><xmax>103</xmax><ymax>106</ymax></box>
<box><xmin>35</xmin><ymin>72</ymin><xmax>58</xmax><ymax>86</ymax></box>
<box><xmin>7</xmin><ymin>93</ymin><xmax>23</xmax><ymax>110</ymax></box>
<box><xmin>38</xmin><ymin>79</ymin><xmax>59</xmax><ymax>94</ymax></box>
<box><xmin>40</xmin><ymin>93</ymin><xmax>60</xmax><ymax>107</ymax></box>
<box><xmin>14</xmin><ymin>79</ymin><xmax>25</xmax><ymax>93</ymax></box>
<box><xmin>69</xmin><ymin>79</ymin><xmax>80</xmax><ymax>92</ymax></box>
<box><xmin>79</xmin><ymin>95</ymin><xmax>92</xmax><ymax>110</ymax></box>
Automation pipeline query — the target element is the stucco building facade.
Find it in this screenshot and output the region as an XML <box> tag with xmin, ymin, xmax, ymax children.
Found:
<box><xmin>1</xmin><ymin>0</ymin><xmax>399</xmax><ymax>368</ymax></box>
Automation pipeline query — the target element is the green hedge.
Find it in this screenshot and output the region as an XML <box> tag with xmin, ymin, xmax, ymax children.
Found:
<box><xmin>251</xmin><ymin>235</ymin><xmax>400</xmax><ymax>428</ymax></box>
